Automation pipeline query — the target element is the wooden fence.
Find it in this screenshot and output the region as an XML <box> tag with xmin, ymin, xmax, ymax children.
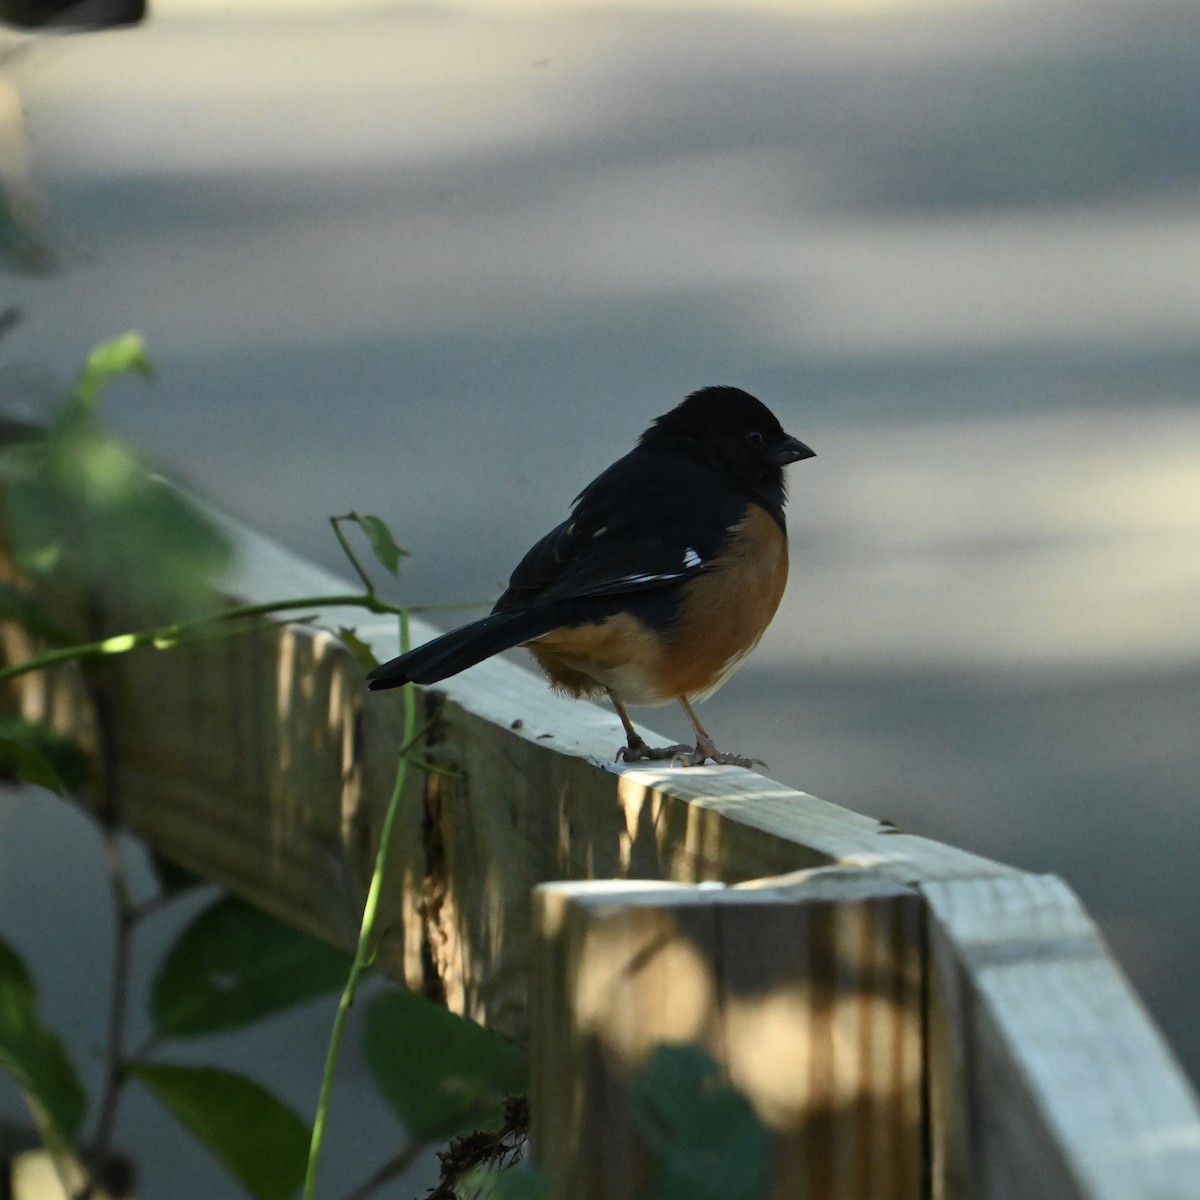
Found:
<box><xmin>4</xmin><ymin>501</ymin><xmax>1199</xmax><ymax>1199</ymax></box>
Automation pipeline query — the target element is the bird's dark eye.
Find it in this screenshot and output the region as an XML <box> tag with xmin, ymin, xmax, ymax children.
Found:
<box><xmin>745</xmin><ymin>430</ymin><xmax>764</xmax><ymax>448</ymax></box>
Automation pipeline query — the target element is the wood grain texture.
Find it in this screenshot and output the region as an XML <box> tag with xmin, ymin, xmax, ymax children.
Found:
<box><xmin>6</xmin><ymin>489</ymin><xmax>1200</xmax><ymax>1198</ymax></box>
<box><xmin>3</xmin><ymin>498</ymin><xmax>1015</xmax><ymax>1041</ymax></box>
<box><xmin>531</xmin><ymin>869</ymin><xmax>925</xmax><ymax>1200</ymax></box>
<box><xmin>924</xmin><ymin>874</ymin><xmax>1200</xmax><ymax>1200</ymax></box>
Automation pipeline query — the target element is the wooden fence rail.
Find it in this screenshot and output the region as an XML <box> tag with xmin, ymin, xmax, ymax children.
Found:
<box><xmin>3</xmin><ymin>498</ymin><xmax>1199</xmax><ymax>1198</ymax></box>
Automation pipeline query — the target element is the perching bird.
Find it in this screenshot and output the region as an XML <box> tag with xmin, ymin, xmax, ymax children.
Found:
<box><xmin>367</xmin><ymin>386</ymin><xmax>814</xmax><ymax>766</ymax></box>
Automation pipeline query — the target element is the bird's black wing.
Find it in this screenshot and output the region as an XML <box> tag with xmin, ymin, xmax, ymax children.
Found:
<box><xmin>494</xmin><ymin>442</ymin><xmax>747</xmax><ymax>613</ymax></box>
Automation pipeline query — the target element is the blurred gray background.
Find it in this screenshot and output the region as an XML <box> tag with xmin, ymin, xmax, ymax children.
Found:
<box><xmin>2</xmin><ymin>0</ymin><xmax>1199</xmax><ymax>1194</ymax></box>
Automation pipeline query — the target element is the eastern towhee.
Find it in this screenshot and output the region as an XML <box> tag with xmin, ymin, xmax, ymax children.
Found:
<box><xmin>367</xmin><ymin>386</ymin><xmax>815</xmax><ymax>766</ymax></box>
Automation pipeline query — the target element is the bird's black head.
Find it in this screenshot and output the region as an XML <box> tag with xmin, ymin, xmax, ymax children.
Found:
<box><xmin>644</xmin><ymin>386</ymin><xmax>815</xmax><ymax>516</ymax></box>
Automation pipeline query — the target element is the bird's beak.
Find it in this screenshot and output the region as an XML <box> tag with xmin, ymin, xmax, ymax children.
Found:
<box><xmin>774</xmin><ymin>436</ymin><xmax>816</xmax><ymax>466</ymax></box>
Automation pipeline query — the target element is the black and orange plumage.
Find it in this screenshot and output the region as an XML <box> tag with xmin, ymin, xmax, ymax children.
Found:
<box><xmin>367</xmin><ymin>386</ymin><xmax>814</xmax><ymax>766</ymax></box>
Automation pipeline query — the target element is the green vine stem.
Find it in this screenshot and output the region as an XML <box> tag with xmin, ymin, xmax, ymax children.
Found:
<box><xmin>303</xmin><ymin>608</ymin><xmax>417</xmax><ymax>1200</ymax></box>
<box><xmin>0</xmin><ymin>593</ymin><xmax>486</xmax><ymax>686</ymax></box>
<box><xmin>0</xmin><ymin>512</ymin><xmax>467</xmax><ymax>1197</ymax></box>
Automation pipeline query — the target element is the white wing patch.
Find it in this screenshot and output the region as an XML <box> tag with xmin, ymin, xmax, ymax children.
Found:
<box><xmin>607</xmin><ymin>550</ymin><xmax>704</xmax><ymax>590</ymax></box>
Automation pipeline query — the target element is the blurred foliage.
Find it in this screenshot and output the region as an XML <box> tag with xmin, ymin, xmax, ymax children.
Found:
<box><xmin>152</xmin><ymin>895</ymin><xmax>354</xmax><ymax>1038</ymax></box>
<box><xmin>1</xmin><ymin>331</ymin><xmax>233</xmax><ymax>625</ymax></box>
<box><xmin>431</xmin><ymin>1093</ymin><xmax>538</xmax><ymax>1200</ymax></box>
<box><xmin>460</xmin><ymin>1165</ymin><xmax>550</xmax><ymax>1200</ymax></box>
<box><xmin>334</xmin><ymin>624</ymin><xmax>380</xmax><ymax>671</ymax></box>
<box><xmin>632</xmin><ymin>1044</ymin><xmax>769</xmax><ymax>1200</ymax></box>
<box><xmin>148</xmin><ymin>848</ymin><xmax>205</xmax><ymax>897</ymax></box>
<box><xmin>0</xmin><ymin>934</ymin><xmax>86</xmax><ymax>1152</ymax></box>
<box><xmin>0</xmin><ymin>713</ymin><xmax>87</xmax><ymax>795</ymax></box>
<box><xmin>0</xmin><ymin>334</ymin><xmax>236</xmax><ymax>831</ymax></box>
<box><xmin>0</xmin><ymin>578</ymin><xmax>75</xmax><ymax>644</ymax></box>
<box><xmin>130</xmin><ymin>1062</ymin><xmax>308</xmax><ymax>1200</ymax></box>
<box><xmin>0</xmin><ymin>334</ymin><xmax>749</xmax><ymax>1199</ymax></box>
<box><xmin>0</xmin><ymin>842</ymin><xmax>541</xmax><ymax>1200</ymax></box>
<box><xmin>0</xmin><ymin>877</ymin><xmax>347</xmax><ymax>1198</ymax></box>
<box><xmin>364</xmin><ymin>987</ymin><xmax>529</xmax><ymax>1144</ymax></box>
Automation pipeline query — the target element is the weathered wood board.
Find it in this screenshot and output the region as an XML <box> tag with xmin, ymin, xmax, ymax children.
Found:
<box><xmin>5</xmin><ymin>495</ymin><xmax>1200</xmax><ymax>1200</ymax></box>
<box><xmin>531</xmin><ymin>870</ymin><xmax>925</xmax><ymax>1200</ymax></box>
<box><xmin>5</xmin><ymin>503</ymin><xmax>1012</xmax><ymax>1041</ymax></box>
<box><xmin>925</xmin><ymin>873</ymin><xmax>1200</xmax><ymax>1200</ymax></box>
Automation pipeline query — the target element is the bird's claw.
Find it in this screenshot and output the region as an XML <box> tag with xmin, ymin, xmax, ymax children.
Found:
<box><xmin>706</xmin><ymin>750</ymin><xmax>764</xmax><ymax>769</ymax></box>
<box><xmin>616</xmin><ymin>740</ymin><xmax>694</xmax><ymax>764</ymax></box>
<box><xmin>688</xmin><ymin>736</ymin><xmax>765</xmax><ymax>769</ymax></box>
<box><xmin>617</xmin><ymin>739</ymin><xmax>763</xmax><ymax>770</ymax></box>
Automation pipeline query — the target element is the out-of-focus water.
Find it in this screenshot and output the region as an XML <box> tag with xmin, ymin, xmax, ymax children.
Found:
<box><xmin>3</xmin><ymin>0</ymin><xmax>1199</xmax><ymax>1194</ymax></box>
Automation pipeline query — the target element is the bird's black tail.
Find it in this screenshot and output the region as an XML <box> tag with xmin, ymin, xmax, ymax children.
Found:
<box><xmin>365</xmin><ymin>608</ymin><xmax>558</xmax><ymax>690</ymax></box>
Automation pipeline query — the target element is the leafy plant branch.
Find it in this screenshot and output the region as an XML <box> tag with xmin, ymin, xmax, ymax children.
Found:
<box><xmin>0</xmin><ymin>334</ymin><xmax>537</xmax><ymax>1200</ymax></box>
<box><xmin>0</xmin><ymin>591</ymin><xmax>491</xmax><ymax>688</ymax></box>
<box><xmin>303</xmin><ymin>604</ymin><xmax>415</xmax><ymax>1200</ymax></box>
<box><xmin>75</xmin><ymin>825</ymin><xmax>171</xmax><ymax>1200</ymax></box>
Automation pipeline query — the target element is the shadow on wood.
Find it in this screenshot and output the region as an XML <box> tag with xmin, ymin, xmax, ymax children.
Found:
<box><xmin>3</xmin><ymin>495</ymin><xmax>1199</xmax><ymax>1198</ymax></box>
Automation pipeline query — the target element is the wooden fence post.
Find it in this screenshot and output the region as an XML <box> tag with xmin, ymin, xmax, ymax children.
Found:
<box><xmin>5</xmin><ymin>483</ymin><xmax>1200</xmax><ymax>1197</ymax></box>
<box><xmin>924</xmin><ymin>874</ymin><xmax>1200</xmax><ymax>1200</ymax></box>
<box><xmin>531</xmin><ymin>868</ymin><xmax>925</xmax><ymax>1200</ymax></box>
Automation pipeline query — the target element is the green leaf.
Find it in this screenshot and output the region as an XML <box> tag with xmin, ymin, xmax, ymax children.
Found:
<box><xmin>0</xmin><ymin>716</ymin><xmax>88</xmax><ymax>795</ymax></box>
<box><xmin>348</xmin><ymin>513</ymin><xmax>406</xmax><ymax>577</ymax></box>
<box><xmin>152</xmin><ymin>895</ymin><xmax>353</xmax><ymax>1037</ymax></box>
<box><xmin>0</xmin><ymin>736</ymin><xmax>65</xmax><ymax>794</ymax></box>
<box><xmin>148</xmin><ymin>850</ymin><xmax>205</xmax><ymax>898</ymax></box>
<box><xmin>72</xmin><ymin>332</ymin><xmax>153</xmax><ymax>414</ymax></box>
<box><xmin>0</xmin><ymin>582</ymin><xmax>76</xmax><ymax>644</ymax></box>
<box><xmin>363</xmin><ymin>989</ymin><xmax>528</xmax><ymax>1141</ymax></box>
<box><xmin>130</xmin><ymin>1063</ymin><xmax>307</xmax><ymax>1200</ymax></box>
<box><xmin>0</xmin><ymin>936</ymin><xmax>86</xmax><ymax>1148</ymax></box>
<box><xmin>335</xmin><ymin>626</ymin><xmax>379</xmax><ymax>672</ymax></box>
<box><xmin>461</xmin><ymin>1167</ymin><xmax>550</xmax><ymax>1200</ymax></box>
<box><xmin>1</xmin><ymin>335</ymin><xmax>233</xmax><ymax>621</ymax></box>
<box><xmin>632</xmin><ymin>1045</ymin><xmax>769</xmax><ymax>1200</ymax></box>
<box><xmin>4</xmin><ymin>414</ymin><xmax>233</xmax><ymax>621</ymax></box>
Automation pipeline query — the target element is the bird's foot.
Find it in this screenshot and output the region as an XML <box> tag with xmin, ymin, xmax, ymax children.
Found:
<box><xmin>702</xmin><ymin>749</ymin><xmax>763</xmax><ymax>769</ymax></box>
<box><xmin>617</xmin><ymin>734</ymin><xmax>763</xmax><ymax>770</ymax></box>
<box><xmin>616</xmin><ymin>737</ymin><xmax>695</xmax><ymax>764</ymax></box>
<box><xmin>687</xmin><ymin>734</ymin><xmax>764</xmax><ymax>770</ymax></box>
